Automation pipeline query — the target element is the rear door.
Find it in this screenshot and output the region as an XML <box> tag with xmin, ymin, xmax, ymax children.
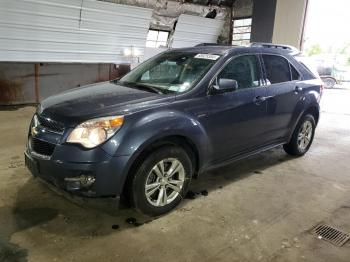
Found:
<box><xmin>261</xmin><ymin>54</ymin><xmax>303</xmax><ymax>142</ymax></box>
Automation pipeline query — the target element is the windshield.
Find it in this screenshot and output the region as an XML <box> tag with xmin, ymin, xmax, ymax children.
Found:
<box><xmin>118</xmin><ymin>51</ymin><xmax>221</xmax><ymax>94</ymax></box>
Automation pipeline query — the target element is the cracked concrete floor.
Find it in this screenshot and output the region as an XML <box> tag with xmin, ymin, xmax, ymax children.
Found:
<box><xmin>1</xmin><ymin>87</ymin><xmax>350</xmax><ymax>262</ymax></box>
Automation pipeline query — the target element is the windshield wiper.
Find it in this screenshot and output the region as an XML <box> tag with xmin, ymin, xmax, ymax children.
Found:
<box><xmin>117</xmin><ymin>81</ymin><xmax>164</xmax><ymax>94</ymax></box>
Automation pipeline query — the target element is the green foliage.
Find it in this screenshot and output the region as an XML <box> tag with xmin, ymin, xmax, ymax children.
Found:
<box><xmin>306</xmin><ymin>44</ymin><xmax>323</xmax><ymax>56</ymax></box>
<box><xmin>339</xmin><ymin>43</ymin><xmax>350</xmax><ymax>55</ymax></box>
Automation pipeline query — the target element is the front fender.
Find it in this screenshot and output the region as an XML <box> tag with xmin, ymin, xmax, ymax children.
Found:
<box><xmin>102</xmin><ymin>109</ymin><xmax>210</xmax><ymax>167</ymax></box>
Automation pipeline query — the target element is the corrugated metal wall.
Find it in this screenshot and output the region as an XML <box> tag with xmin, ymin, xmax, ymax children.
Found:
<box><xmin>0</xmin><ymin>0</ymin><xmax>227</xmax><ymax>105</ymax></box>
<box><xmin>0</xmin><ymin>0</ymin><xmax>153</xmax><ymax>63</ymax></box>
<box><xmin>171</xmin><ymin>14</ymin><xmax>224</xmax><ymax>48</ymax></box>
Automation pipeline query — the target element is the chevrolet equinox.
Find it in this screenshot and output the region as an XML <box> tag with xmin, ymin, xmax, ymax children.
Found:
<box><xmin>25</xmin><ymin>44</ymin><xmax>322</xmax><ymax>216</ymax></box>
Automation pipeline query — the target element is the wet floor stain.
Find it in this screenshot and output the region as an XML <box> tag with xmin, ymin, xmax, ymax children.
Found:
<box><xmin>0</xmin><ymin>206</ymin><xmax>58</xmax><ymax>262</ymax></box>
<box><xmin>111</xmin><ymin>224</ymin><xmax>120</xmax><ymax>230</ymax></box>
<box><xmin>125</xmin><ymin>217</ymin><xmax>137</xmax><ymax>225</ymax></box>
<box><xmin>0</xmin><ymin>241</ymin><xmax>28</xmax><ymax>262</ymax></box>
<box><xmin>185</xmin><ymin>190</ymin><xmax>209</xmax><ymax>199</ymax></box>
<box><xmin>200</xmin><ymin>190</ymin><xmax>208</xmax><ymax>196</ymax></box>
<box><xmin>123</xmin><ymin>217</ymin><xmax>150</xmax><ymax>228</ymax></box>
<box><xmin>185</xmin><ymin>191</ymin><xmax>196</xmax><ymax>199</ymax></box>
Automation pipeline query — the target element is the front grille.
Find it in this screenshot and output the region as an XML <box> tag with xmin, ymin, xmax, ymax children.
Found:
<box><xmin>37</xmin><ymin>115</ymin><xmax>64</xmax><ymax>134</ymax></box>
<box><xmin>30</xmin><ymin>137</ymin><xmax>56</xmax><ymax>157</ymax></box>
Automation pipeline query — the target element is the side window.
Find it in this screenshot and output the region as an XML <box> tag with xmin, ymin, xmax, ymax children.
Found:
<box><xmin>262</xmin><ymin>55</ymin><xmax>291</xmax><ymax>84</ymax></box>
<box><xmin>290</xmin><ymin>64</ymin><xmax>301</xmax><ymax>81</ymax></box>
<box><xmin>218</xmin><ymin>55</ymin><xmax>261</xmax><ymax>89</ymax></box>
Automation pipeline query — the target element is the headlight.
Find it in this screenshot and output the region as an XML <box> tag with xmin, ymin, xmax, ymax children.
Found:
<box><xmin>67</xmin><ymin>116</ymin><xmax>124</xmax><ymax>148</ymax></box>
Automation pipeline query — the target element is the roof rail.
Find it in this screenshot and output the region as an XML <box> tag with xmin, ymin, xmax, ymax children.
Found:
<box><xmin>195</xmin><ymin>43</ymin><xmax>236</xmax><ymax>47</ymax></box>
<box><xmin>250</xmin><ymin>42</ymin><xmax>301</xmax><ymax>55</ymax></box>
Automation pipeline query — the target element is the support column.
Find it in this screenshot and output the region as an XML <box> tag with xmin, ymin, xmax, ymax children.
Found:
<box><xmin>250</xmin><ymin>0</ymin><xmax>308</xmax><ymax>49</ymax></box>
<box><xmin>272</xmin><ymin>0</ymin><xmax>308</xmax><ymax>48</ymax></box>
<box><xmin>251</xmin><ymin>0</ymin><xmax>277</xmax><ymax>43</ymax></box>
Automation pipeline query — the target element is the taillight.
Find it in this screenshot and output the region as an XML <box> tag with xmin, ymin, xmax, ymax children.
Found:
<box><xmin>318</xmin><ymin>83</ymin><xmax>324</xmax><ymax>102</ymax></box>
<box><xmin>320</xmin><ymin>83</ymin><xmax>324</xmax><ymax>96</ymax></box>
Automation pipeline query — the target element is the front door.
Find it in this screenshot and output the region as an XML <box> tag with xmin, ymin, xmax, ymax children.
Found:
<box><xmin>204</xmin><ymin>54</ymin><xmax>269</xmax><ymax>163</ymax></box>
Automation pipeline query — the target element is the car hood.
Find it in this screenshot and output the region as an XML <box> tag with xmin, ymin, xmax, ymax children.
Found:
<box><xmin>39</xmin><ymin>81</ymin><xmax>174</xmax><ymax>125</ymax></box>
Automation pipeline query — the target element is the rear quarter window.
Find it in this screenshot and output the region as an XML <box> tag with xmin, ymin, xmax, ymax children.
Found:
<box><xmin>291</xmin><ymin>64</ymin><xmax>301</xmax><ymax>81</ymax></box>
<box><xmin>295</xmin><ymin>56</ymin><xmax>320</xmax><ymax>79</ymax></box>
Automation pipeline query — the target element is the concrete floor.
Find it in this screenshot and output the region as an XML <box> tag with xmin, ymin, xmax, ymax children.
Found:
<box><xmin>1</xmin><ymin>86</ymin><xmax>350</xmax><ymax>262</ymax></box>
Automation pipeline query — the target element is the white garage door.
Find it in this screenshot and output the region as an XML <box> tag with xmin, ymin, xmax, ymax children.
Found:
<box><xmin>171</xmin><ymin>14</ymin><xmax>224</xmax><ymax>48</ymax></box>
<box><xmin>0</xmin><ymin>0</ymin><xmax>152</xmax><ymax>63</ymax></box>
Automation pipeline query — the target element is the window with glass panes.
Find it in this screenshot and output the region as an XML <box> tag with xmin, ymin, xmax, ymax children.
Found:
<box><xmin>232</xmin><ymin>17</ymin><xmax>252</xmax><ymax>46</ymax></box>
<box><xmin>146</xmin><ymin>30</ymin><xmax>169</xmax><ymax>48</ymax></box>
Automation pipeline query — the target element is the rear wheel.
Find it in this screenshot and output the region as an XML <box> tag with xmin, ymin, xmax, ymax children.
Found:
<box><xmin>322</xmin><ymin>77</ymin><xmax>336</xmax><ymax>88</ymax></box>
<box><xmin>127</xmin><ymin>146</ymin><xmax>193</xmax><ymax>216</ymax></box>
<box><xmin>283</xmin><ymin>114</ymin><xmax>316</xmax><ymax>156</ymax></box>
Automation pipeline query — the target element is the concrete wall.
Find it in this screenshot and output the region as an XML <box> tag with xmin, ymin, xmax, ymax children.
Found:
<box><xmin>249</xmin><ymin>0</ymin><xmax>307</xmax><ymax>48</ymax></box>
<box><xmin>233</xmin><ymin>0</ymin><xmax>253</xmax><ymax>18</ymax></box>
<box><xmin>272</xmin><ymin>0</ymin><xmax>308</xmax><ymax>48</ymax></box>
<box><xmin>101</xmin><ymin>0</ymin><xmax>232</xmax><ymax>44</ymax></box>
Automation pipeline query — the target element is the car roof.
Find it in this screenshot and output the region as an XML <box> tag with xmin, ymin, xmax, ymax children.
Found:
<box><xmin>172</xmin><ymin>45</ymin><xmax>236</xmax><ymax>55</ymax></box>
<box><xmin>171</xmin><ymin>44</ymin><xmax>299</xmax><ymax>57</ymax></box>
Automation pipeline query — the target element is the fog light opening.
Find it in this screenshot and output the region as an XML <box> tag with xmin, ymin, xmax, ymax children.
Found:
<box><xmin>65</xmin><ymin>174</ymin><xmax>95</xmax><ymax>191</ymax></box>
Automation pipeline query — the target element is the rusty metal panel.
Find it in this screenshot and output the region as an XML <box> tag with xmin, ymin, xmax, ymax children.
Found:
<box><xmin>0</xmin><ymin>62</ymin><xmax>130</xmax><ymax>105</ymax></box>
<box><xmin>0</xmin><ymin>0</ymin><xmax>152</xmax><ymax>63</ymax></box>
<box><xmin>0</xmin><ymin>63</ymin><xmax>36</xmax><ymax>104</ymax></box>
<box><xmin>171</xmin><ymin>14</ymin><xmax>225</xmax><ymax>48</ymax></box>
<box><xmin>37</xmin><ymin>63</ymin><xmax>110</xmax><ymax>100</ymax></box>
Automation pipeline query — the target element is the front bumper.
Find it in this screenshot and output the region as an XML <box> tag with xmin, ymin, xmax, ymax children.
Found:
<box><xmin>24</xmin><ymin>144</ymin><xmax>131</xmax><ymax>198</ymax></box>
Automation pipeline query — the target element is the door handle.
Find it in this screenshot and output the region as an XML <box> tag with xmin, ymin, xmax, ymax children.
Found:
<box><xmin>295</xmin><ymin>86</ymin><xmax>303</xmax><ymax>93</ymax></box>
<box><xmin>253</xmin><ymin>95</ymin><xmax>273</xmax><ymax>105</ymax></box>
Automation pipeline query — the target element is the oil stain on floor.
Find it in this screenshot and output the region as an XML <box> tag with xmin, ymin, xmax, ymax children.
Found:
<box><xmin>0</xmin><ymin>206</ymin><xmax>58</xmax><ymax>262</ymax></box>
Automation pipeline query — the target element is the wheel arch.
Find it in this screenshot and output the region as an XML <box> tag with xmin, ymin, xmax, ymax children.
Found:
<box><xmin>288</xmin><ymin>103</ymin><xmax>320</xmax><ymax>142</ymax></box>
<box><xmin>121</xmin><ymin>134</ymin><xmax>201</xmax><ymax>197</ymax></box>
<box><xmin>304</xmin><ymin>105</ymin><xmax>320</xmax><ymax>125</ymax></box>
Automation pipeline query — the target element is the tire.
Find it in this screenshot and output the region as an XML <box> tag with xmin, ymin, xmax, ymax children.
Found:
<box><xmin>283</xmin><ymin>114</ymin><xmax>316</xmax><ymax>156</ymax></box>
<box><xmin>322</xmin><ymin>77</ymin><xmax>336</xmax><ymax>88</ymax></box>
<box><xmin>127</xmin><ymin>146</ymin><xmax>193</xmax><ymax>216</ymax></box>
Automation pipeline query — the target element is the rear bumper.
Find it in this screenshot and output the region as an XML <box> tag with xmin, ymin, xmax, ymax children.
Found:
<box><xmin>24</xmin><ymin>148</ymin><xmax>131</xmax><ymax>198</ymax></box>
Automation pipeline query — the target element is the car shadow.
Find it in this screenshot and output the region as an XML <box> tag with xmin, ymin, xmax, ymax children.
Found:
<box><xmin>9</xmin><ymin>146</ymin><xmax>295</xmax><ymax>241</ymax></box>
<box><xmin>187</xmin><ymin>146</ymin><xmax>294</xmax><ymax>194</ymax></box>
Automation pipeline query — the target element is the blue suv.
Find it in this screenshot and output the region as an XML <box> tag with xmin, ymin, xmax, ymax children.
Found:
<box><xmin>25</xmin><ymin>44</ymin><xmax>322</xmax><ymax>216</ymax></box>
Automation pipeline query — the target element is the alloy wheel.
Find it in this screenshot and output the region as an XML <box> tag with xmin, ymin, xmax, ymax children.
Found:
<box><xmin>145</xmin><ymin>158</ymin><xmax>185</xmax><ymax>207</ymax></box>
<box><xmin>297</xmin><ymin>120</ymin><xmax>313</xmax><ymax>151</ymax></box>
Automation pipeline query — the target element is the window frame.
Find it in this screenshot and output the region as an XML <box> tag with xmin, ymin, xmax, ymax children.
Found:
<box><xmin>232</xmin><ymin>16</ymin><xmax>252</xmax><ymax>46</ymax></box>
<box><xmin>208</xmin><ymin>53</ymin><xmax>264</xmax><ymax>95</ymax></box>
<box><xmin>289</xmin><ymin>63</ymin><xmax>302</xmax><ymax>81</ymax></box>
<box><xmin>260</xmin><ymin>53</ymin><xmax>303</xmax><ymax>85</ymax></box>
<box><xmin>146</xmin><ymin>29</ymin><xmax>170</xmax><ymax>48</ymax></box>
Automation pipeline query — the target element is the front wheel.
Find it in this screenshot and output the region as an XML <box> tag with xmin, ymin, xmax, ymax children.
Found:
<box><xmin>283</xmin><ymin>114</ymin><xmax>316</xmax><ymax>156</ymax></box>
<box><xmin>127</xmin><ymin>146</ymin><xmax>193</xmax><ymax>216</ymax></box>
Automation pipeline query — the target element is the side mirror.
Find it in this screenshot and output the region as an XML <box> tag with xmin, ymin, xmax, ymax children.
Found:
<box><xmin>212</xmin><ymin>78</ymin><xmax>238</xmax><ymax>94</ymax></box>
